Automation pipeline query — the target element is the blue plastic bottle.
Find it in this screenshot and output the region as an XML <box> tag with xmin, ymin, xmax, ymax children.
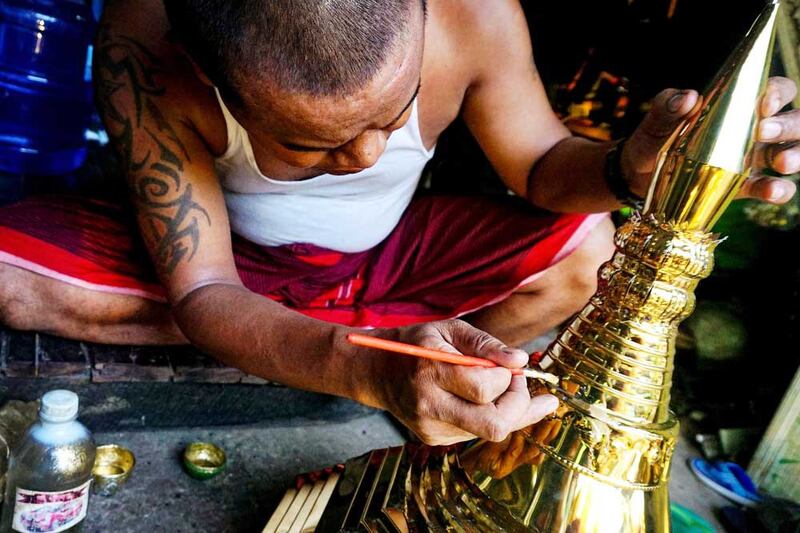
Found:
<box><xmin>0</xmin><ymin>0</ymin><xmax>96</xmax><ymax>176</ymax></box>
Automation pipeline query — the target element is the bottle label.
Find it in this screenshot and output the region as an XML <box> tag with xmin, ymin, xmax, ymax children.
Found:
<box><xmin>11</xmin><ymin>479</ymin><xmax>92</xmax><ymax>533</ymax></box>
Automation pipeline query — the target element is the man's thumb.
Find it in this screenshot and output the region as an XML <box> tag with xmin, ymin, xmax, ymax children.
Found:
<box><xmin>637</xmin><ymin>89</ymin><xmax>700</xmax><ymax>140</ymax></box>
<box><xmin>445</xmin><ymin>320</ymin><xmax>527</xmax><ymax>368</ymax></box>
<box><xmin>626</xmin><ymin>89</ymin><xmax>701</xmax><ymax>177</ymax></box>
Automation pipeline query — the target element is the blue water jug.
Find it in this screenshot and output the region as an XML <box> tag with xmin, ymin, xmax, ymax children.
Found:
<box><xmin>0</xmin><ymin>0</ymin><xmax>95</xmax><ymax>176</ymax></box>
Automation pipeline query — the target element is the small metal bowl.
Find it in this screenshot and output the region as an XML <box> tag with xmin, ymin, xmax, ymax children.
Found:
<box><xmin>93</xmin><ymin>444</ymin><xmax>135</xmax><ymax>496</ymax></box>
<box><xmin>182</xmin><ymin>442</ymin><xmax>226</xmax><ymax>480</ymax></box>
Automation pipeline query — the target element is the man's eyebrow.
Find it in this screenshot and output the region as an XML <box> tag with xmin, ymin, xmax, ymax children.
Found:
<box><xmin>281</xmin><ymin>79</ymin><xmax>422</xmax><ymax>152</ymax></box>
<box><xmin>281</xmin><ymin>142</ymin><xmax>334</xmax><ymax>152</ymax></box>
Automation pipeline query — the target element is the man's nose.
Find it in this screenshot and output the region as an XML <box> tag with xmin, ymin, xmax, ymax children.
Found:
<box><xmin>340</xmin><ymin>130</ymin><xmax>387</xmax><ymax>170</ymax></box>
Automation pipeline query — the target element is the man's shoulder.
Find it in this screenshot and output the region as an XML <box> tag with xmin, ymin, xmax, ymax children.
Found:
<box><xmin>429</xmin><ymin>0</ymin><xmax>531</xmax><ymax>81</ymax></box>
<box><xmin>99</xmin><ymin>0</ymin><xmax>185</xmax><ymax>77</ymax></box>
<box><xmin>97</xmin><ymin>0</ymin><xmax>225</xmax><ymax>153</ymax></box>
<box><xmin>431</xmin><ymin>0</ymin><xmax>528</xmax><ymax>44</ymax></box>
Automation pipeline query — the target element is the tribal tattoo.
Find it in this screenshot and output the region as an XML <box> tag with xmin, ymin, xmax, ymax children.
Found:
<box><xmin>94</xmin><ymin>26</ymin><xmax>209</xmax><ymax>274</ymax></box>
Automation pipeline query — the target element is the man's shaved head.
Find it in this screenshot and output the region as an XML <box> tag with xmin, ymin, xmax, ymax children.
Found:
<box><xmin>164</xmin><ymin>0</ymin><xmax>423</xmax><ymax>104</ymax></box>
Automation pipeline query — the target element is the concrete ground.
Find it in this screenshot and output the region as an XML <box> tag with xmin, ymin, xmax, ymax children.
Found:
<box><xmin>671</xmin><ymin>435</ymin><xmax>731</xmax><ymax>529</ymax></box>
<box><xmin>84</xmin><ymin>413</ymin><xmax>406</xmax><ymax>532</ymax></box>
<box><xmin>83</xmin><ymin>413</ymin><xmax>730</xmax><ymax>532</ymax></box>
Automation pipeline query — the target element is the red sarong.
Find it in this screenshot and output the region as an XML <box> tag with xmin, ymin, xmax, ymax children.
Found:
<box><xmin>0</xmin><ymin>194</ymin><xmax>607</xmax><ymax>328</ymax></box>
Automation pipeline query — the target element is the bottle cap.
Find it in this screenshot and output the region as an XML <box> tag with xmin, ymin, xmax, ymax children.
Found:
<box><xmin>40</xmin><ymin>390</ymin><xmax>79</xmax><ymax>423</ymax></box>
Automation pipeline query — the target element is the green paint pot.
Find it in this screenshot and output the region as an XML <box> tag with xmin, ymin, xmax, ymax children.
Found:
<box><xmin>182</xmin><ymin>442</ymin><xmax>226</xmax><ymax>480</ymax></box>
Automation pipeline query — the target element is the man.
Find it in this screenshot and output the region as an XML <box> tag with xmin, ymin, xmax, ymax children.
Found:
<box><xmin>0</xmin><ymin>0</ymin><xmax>796</xmax><ymax>445</ymax></box>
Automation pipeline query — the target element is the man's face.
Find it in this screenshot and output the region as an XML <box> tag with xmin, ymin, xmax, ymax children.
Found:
<box><xmin>226</xmin><ymin>7</ymin><xmax>425</xmax><ymax>176</ymax></box>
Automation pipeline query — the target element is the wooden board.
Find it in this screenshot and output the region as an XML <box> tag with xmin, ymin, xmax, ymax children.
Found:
<box><xmin>263</xmin><ymin>474</ymin><xmax>340</xmax><ymax>533</ymax></box>
<box><xmin>777</xmin><ymin>0</ymin><xmax>800</xmax><ymax>107</ymax></box>
<box><xmin>748</xmin><ymin>365</ymin><xmax>800</xmax><ymax>502</ymax></box>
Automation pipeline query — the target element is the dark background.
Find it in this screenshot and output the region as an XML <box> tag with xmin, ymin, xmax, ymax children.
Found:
<box><xmin>430</xmin><ymin>0</ymin><xmax>769</xmax><ymax>190</ymax></box>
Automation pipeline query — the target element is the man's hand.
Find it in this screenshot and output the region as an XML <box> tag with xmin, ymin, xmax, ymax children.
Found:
<box><xmin>623</xmin><ymin>77</ymin><xmax>800</xmax><ymax>204</ymax></box>
<box><xmin>360</xmin><ymin>320</ymin><xmax>560</xmax><ymax>446</ymax></box>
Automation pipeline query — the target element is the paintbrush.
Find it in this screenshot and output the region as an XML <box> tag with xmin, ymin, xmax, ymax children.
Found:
<box><xmin>346</xmin><ymin>333</ymin><xmax>559</xmax><ymax>385</ymax></box>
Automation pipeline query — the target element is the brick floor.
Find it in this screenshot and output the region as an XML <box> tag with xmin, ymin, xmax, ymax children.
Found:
<box><xmin>0</xmin><ymin>326</ymin><xmax>265</xmax><ymax>385</ymax></box>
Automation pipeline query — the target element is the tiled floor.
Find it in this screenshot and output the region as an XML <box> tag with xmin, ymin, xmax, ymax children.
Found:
<box><xmin>84</xmin><ymin>414</ymin><xmax>407</xmax><ymax>532</ymax></box>
<box><xmin>0</xmin><ymin>327</ymin><xmax>263</xmax><ymax>385</ymax></box>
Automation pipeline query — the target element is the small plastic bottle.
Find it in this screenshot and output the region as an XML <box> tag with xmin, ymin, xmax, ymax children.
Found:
<box><xmin>0</xmin><ymin>390</ymin><xmax>95</xmax><ymax>532</ymax></box>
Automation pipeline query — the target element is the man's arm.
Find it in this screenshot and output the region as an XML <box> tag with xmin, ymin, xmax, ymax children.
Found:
<box><xmin>459</xmin><ymin>0</ymin><xmax>797</xmax><ymax>212</ymax></box>
<box><xmin>458</xmin><ymin>0</ymin><xmax>623</xmax><ymax>213</ymax></box>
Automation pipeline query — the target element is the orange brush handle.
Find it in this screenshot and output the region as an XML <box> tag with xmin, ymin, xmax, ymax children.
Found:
<box><xmin>346</xmin><ymin>333</ymin><xmax>523</xmax><ymax>376</ymax></box>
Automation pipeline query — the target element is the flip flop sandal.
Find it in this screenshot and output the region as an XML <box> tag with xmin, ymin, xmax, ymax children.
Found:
<box><xmin>671</xmin><ymin>502</ymin><xmax>716</xmax><ymax>533</ymax></box>
<box><xmin>689</xmin><ymin>458</ymin><xmax>763</xmax><ymax>507</ymax></box>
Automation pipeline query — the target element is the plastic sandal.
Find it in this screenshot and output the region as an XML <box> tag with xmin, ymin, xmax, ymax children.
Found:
<box><xmin>689</xmin><ymin>458</ymin><xmax>763</xmax><ymax>507</ymax></box>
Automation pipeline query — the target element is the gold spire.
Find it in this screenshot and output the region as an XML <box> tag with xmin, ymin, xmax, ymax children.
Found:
<box><xmin>647</xmin><ymin>1</ymin><xmax>780</xmax><ymax>230</ymax></box>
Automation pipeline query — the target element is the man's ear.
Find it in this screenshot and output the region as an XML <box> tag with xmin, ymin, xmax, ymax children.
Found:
<box><xmin>189</xmin><ymin>58</ymin><xmax>215</xmax><ymax>88</ymax></box>
<box><xmin>167</xmin><ymin>30</ymin><xmax>215</xmax><ymax>88</ymax></box>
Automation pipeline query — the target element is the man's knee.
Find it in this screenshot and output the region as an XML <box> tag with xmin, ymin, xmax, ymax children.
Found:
<box><xmin>565</xmin><ymin>217</ymin><xmax>616</xmax><ymax>301</ymax></box>
<box><xmin>0</xmin><ymin>263</ymin><xmax>36</xmax><ymax>330</ymax></box>
<box><xmin>528</xmin><ymin>217</ymin><xmax>616</xmax><ymax>314</ymax></box>
<box><xmin>0</xmin><ymin>262</ymin><xmax>183</xmax><ymax>344</ymax></box>
<box><xmin>0</xmin><ymin>263</ymin><xmax>97</xmax><ymax>332</ymax></box>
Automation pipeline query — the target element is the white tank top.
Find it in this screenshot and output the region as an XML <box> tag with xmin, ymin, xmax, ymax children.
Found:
<box><xmin>213</xmin><ymin>90</ymin><xmax>435</xmax><ymax>253</ymax></box>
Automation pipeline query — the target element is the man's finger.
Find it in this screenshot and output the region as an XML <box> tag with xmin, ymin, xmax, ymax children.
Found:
<box><xmin>637</xmin><ymin>89</ymin><xmax>700</xmax><ymax>139</ymax></box>
<box><xmin>738</xmin><ymin>176</ymin><xmax>797</xmax><ymax>204</ymax></box>
<box><xmin>498</xmin><ymin>377</ymin><xmax>559</xmax><ymax>431</ymax></box>
<box><xmin>439</xmin><ymin>377</ymin><xmax>559</xmax><ymax>442</ymax></box>
<box><xmin>524</xmin><ymin>393</ymin><xmax>562</xmax><ymax>424</ymax></box>
<box><xmin>412</xmin><ymin>419</ymin><xmax>476</xmax><ymax>446</ymax></box>
<box><xmin>758</xmin><ymin>109</ymin><xmax>800</xmax><ymax>143</ymax></box>
<box><xmin>764</xmin><ymin>143</ymin><xmax>800</xmax><ymax>175</ymax></box>
<box><xmin>443</xmin><ymin>320</ymin><xmax>528</xmax><ymax>368</ymax></box>
<box><xmin>761</xmin><ymin>76</ymin><xmax>797</xmax><ymax>117</ymax></box>
<box><xmin>626</xmin><ymin>89</ymin><xmax>702</xmax><ymax>179</ymax></box>
<box><xmin>436</xmin><ymin>394</ymin><xmax>523</xmax><ymax>443</ymax></box>
<box><xmin>439</xmin><ymin>365</ymin><xmax>513</xmax><ymax>405</ymax></box>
